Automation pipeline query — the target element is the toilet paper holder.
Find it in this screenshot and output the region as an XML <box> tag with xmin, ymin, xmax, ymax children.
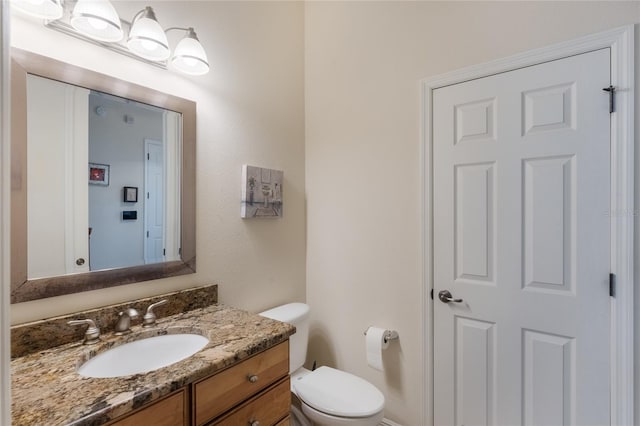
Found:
<box><xmin>363</xmin><ymin>327</ymin><xmax>399</xmax><ymax>344</ymax></box>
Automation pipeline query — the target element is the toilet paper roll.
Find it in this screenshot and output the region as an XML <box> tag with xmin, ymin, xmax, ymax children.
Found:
<box><xmin>366</xmin><ymin>326</ymin><xmax>390</xmax><ymax>371</ymax></box>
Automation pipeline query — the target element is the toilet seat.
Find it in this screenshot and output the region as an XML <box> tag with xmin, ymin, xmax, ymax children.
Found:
<box><xmin>300</xmin><ymin>401</ymin><xmax>384</xmax><ymax>426</ymax></box>
<box><xmin>293</xmin><ymin>366</ymin><xmax>385</xmax><ymax>418</ymax></box>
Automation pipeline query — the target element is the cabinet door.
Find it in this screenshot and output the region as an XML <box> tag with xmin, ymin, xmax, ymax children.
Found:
<box><xmin>209</xmin><ymin>377</ymin><xmax>290</xmax><ymax>426</ymax></box>
<box><xmin>109</xmin><ymin>389</ymin><xmax>187</xmax><ymax>426</ymax></box>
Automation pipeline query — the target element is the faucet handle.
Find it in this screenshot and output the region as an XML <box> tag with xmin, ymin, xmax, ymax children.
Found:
<box><xmin>68</xmin><ymin>319</ymin><xmax>101</xmax><ymax>345</ymax></box>
<box><xmin>143</xmin><ymin>299</ymin><xmax>168</xmax><ymax>327</ymax></box>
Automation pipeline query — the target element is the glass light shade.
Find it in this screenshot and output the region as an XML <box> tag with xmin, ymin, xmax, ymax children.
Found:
<box><xmin>70</xmin><ymin>0</ymin><xmax>123</xmax><ymax>42</ymax></box>
<box><xmin>127</xmin><ymin>13</ymin><xmax>170</xmax><ymax>61</ymax></box>
<box><xmin>171</xmin><ymin>33</ymin><xmax>209</xmax><ymax>76</ymax></box>
<box><xmin>11</xmin><ymin>0</ymin><xmax>63</xmax><ymax>20</ymax></box>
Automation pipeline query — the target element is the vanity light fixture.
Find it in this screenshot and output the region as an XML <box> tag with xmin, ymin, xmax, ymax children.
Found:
<box><xmin>70</xmin><ymin>0</ymin><xmax>123</xmax><ymax>42</ymax></box>
<box><xmin>169</xmin><ymin>27</ymin><xmax>210</xmax><ymax>76</ymax></box>
<box><xmin>11</xmin><ymin>0</ymin><xmax>63</xmax><ymax>20</ymax></box>
<box><xmin>12</xmin><ymin>0</ymin><xmax>210</xmax><ymax>76</ymax></box>
<box><xmin>127</xmin><ymin>6</ymin><xmax>170</xmax><ymax>61</ymax></box>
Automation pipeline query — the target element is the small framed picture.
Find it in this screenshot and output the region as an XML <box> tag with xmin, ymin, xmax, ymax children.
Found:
<box><xmin>123</xmin><ymin>186</ymin><xmax>138</xmax><ymax>203</ymax></box>
<box><xmin>241</xmin><ymin>164</ymin><xmax>284</xmax><ymax>219</ymax></box>
<box><xmin>89</xmin><ymin>163</ymin><xmax>110</xmax><ymax>186</ymax></box>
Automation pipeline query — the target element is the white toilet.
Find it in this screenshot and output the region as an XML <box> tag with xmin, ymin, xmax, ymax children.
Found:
<box><xmin>260</xmin><ymin>303</ymin><xmax>385</xmax><ymax>426</ymax></box>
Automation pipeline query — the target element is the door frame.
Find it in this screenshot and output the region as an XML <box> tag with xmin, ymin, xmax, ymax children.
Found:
<box><xmin>420</xmin><ymin>25</ymin><xmax>634</xmax><ymax>426</ymax></box>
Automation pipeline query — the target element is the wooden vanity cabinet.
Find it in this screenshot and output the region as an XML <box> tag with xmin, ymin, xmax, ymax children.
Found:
<box><xmin>275</xmin><ymin>417</ymin><xmax>291</xmax><ymax>426</ymax></box>
<box><xmin>108</xmin><ymin>389</ymin><xmax>188</xmax><ymax>426</ymax></box>
<box><xmin>107</xmin><ymin>340</ymin><xmax>290</xmax><ymax>426</ymax></box>
<box><xmin>207</xmin><ymin>376</ymin><xmax>290</xmax><ymax>425</ymax></box>
<box><xmin>194</xmin><ymin>341</ymin><xmax>290</xmax><ymax>425</ymax></box>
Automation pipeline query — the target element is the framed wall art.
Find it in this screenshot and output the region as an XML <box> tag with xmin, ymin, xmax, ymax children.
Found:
<box><xmin>123</xmin><ymin>186</ymin><xmax>138</xmax><ymax>203</ymax></box>
<box><xmin>241</xmin><ymin>164</ymin><xmax>283</xmax><ymax>218</ymax></box>
<box><xmin>88</xmin><ymin>163</ymin><xmax>109</xmax><ymax>186</ymax></box>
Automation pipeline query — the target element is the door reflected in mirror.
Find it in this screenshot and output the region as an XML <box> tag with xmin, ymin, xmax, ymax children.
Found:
<box><xmin>26</xmin><ymin>74</ymin><xmax>182</xmax><ymax>279</ymax></box>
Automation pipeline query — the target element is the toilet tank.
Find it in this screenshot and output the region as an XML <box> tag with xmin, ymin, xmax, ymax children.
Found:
<box><xmin>259</xmin><ymin>303</ymin><xmax>309</xmax><ymax>373</ymax></box>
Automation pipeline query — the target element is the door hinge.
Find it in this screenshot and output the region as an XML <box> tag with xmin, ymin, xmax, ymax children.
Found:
<box><xmin>430</xmin><ymin>288</ymin><xmax>434</xmax><ymax>300</ymax></box>
<box><xmin>146</xmin><ymin>231</ymin><xmax>149</xmax><ymax>238</ymax></box>
<box><xmin>609</xmin><ymin>273</ymin><xmax>616</xmax><ymax>297</ymax></box>
<box><xmin>163</xmin><ymin>248</ymin><xmax>166</xmax><ymax>256</ymax></box>
<box><xmin>147</xmin><ymin>153</ymin><xmax>150</xmax><ymax>160</ymax></box>
<box><xmin>603</xmin><ymin>85</ymin><xmax>616</xmax><ymax>113</ymax></box>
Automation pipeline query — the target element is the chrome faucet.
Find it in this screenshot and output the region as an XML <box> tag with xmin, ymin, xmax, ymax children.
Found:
<box><xmin>68</xmin><ymin>319</ymin><xmax>101</xmax><ymax>345</ymax></box>
<box><xmin>143</xmin><ymin>299</ymin><xmax>168</xmax><ymax>327</ymax></box>
<box><xmin>114</xmin><ymin>308</ymin><xmax>140</xmax><ymax>335</ymax></box>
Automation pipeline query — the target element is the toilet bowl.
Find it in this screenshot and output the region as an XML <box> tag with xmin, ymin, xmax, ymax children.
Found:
<box><xmin>260</xmin><ymin>303</ymin><xmax>385</xmax><ymax>426</ymax></box>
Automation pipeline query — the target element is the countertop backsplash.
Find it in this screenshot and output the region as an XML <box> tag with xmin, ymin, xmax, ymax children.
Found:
<box><xmin>11</xmin><ymin>284</ymin><xmax>218</xmax><ymax>358</ymax></box>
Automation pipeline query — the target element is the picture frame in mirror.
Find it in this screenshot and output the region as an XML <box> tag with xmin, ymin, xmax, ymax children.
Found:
<box><xmin>89</xmin><ymin>163</ymin><xmax>109</xmax><ymax>186</ymax></box>
<box><xmin>123</xmin><ymin>186</ymin><xmax>138</xmax><ymax>203</ymax></box>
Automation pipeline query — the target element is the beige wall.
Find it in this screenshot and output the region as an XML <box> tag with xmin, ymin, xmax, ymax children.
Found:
<box><xmin>305</xmin><ymin>2</ymin><xmax>639</xmax><ymax>424</ymax></box>
<box><xmin>7</xmin><ymin>1</ymin><xmax>640</xmax><ymax>425</ymax></box>
<box><xmin>10</xmin><ymin>1</ymin><xmax>306</xmax><ymax>324</ymax></box>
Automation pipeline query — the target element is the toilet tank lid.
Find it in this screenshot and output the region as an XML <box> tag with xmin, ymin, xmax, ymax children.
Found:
<box><xmin>293</xmin><ymin>366</ymin><xmax>385</xmax><ymax>418</ymax></box>
<box><xmin>259</xmin><ymin>303</ymin><xmax>310</xmax><ymax>323</ymax></box>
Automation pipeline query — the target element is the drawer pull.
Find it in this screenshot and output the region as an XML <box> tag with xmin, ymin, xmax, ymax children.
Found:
<box><xmin>249</xmin><ymin>421</ymin><xmax>260</xmax><ymax>426</ymax></box>
<box><xmin>247</xmin><ymin>374</ymin><xmax>259</xmax><ymax>383</ymax></box>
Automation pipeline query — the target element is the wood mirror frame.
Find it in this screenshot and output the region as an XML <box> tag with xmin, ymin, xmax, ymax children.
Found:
<box><xmin>10</xmin><ymin>48</ymin><xmax>196</xmax><ymax>303</ymax></box>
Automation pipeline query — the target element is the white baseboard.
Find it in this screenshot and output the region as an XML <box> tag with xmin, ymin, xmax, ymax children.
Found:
<box><xmin>380</xmin><ymin>419</ymin><xmax>403</xmax><ymax>426</ymax></box>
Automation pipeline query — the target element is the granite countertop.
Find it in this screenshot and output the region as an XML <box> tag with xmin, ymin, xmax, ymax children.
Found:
<box><xmin>11</xmin><ymin>303</ymin><xmax>295</xmax><ymax>426</ymax></box>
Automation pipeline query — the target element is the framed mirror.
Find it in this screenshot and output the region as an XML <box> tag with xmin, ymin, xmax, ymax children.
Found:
<box><xmin>11</xmin><ymin>48</ymin><xmax>196</xmax><ymax>303</ymax></box>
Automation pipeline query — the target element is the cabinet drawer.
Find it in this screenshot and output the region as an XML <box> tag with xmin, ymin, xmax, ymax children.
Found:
<box><xmin>275</xmin><ymin>416</ymin><xmax>291</xmax><ymax>426</ymax></box>
<box><xmin>209</xmin><ymin>377</ymin><xmax>290</xmax><ymax>426</ymax></box>
<box><xmin>109</xmin><ymin>389</ymin><xmax>186</xmax><ymax>426</ymax></box>
<box><xmin>194</xmin><ymin>341</ymin><xmax>289</xmax><ymax>425</ymax></box>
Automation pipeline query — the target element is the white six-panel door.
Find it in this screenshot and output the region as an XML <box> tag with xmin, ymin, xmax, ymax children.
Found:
<box><xmin>433</xmin><ymin>49</ymin><xmax>611</xmax><ymax>425</ymax></box>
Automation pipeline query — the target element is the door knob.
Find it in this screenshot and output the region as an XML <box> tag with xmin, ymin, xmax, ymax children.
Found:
<box><xmin>438</xmin><ymin>290</ymin><xmax>463</xmax><ymax>304</ymax></box>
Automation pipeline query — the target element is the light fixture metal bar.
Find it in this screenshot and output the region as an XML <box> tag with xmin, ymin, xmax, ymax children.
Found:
<box><xmin>44</xmin><ymin>1</ymin><xmax>168</xmax><ymax>70</ymax></box>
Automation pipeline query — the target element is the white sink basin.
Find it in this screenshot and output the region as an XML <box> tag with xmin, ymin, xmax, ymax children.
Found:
<box><xmin>78</xmin><ymin>334</ymin><xmax>209</xmax><ymax>378</ymax></box>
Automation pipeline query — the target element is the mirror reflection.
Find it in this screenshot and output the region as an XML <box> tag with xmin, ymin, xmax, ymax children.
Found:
<box><xmin>26</xmin><ymin>74</ymin><xmax>181</xmax><ymax>279</ymax></box>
